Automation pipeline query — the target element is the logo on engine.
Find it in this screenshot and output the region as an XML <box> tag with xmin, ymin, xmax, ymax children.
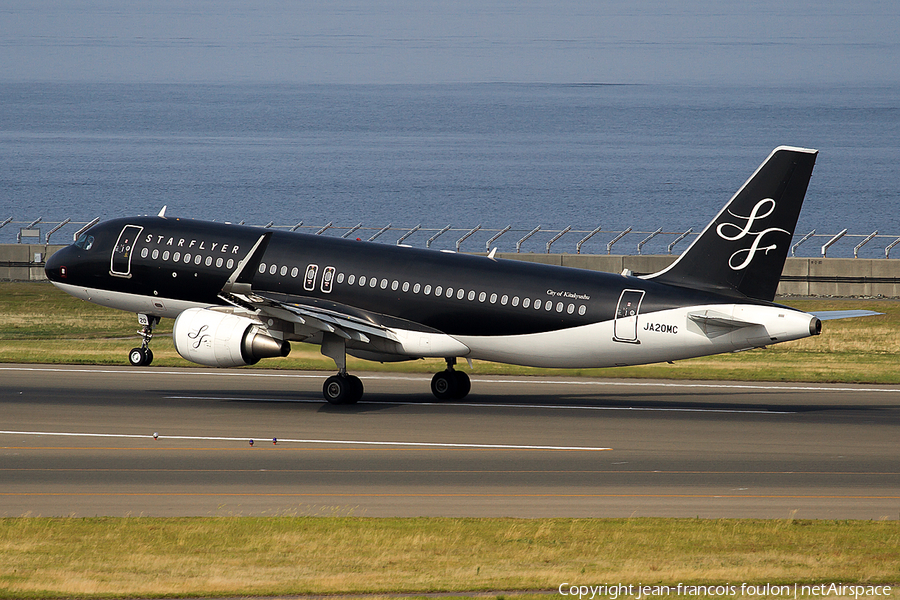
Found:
<box><xmin>187</xmin><ymin>324</ymin><xmax>211</xmax><ymax>349</ymax></box>
<box><xmin>716</xmin><ymin>198</ymin><xmax>789</xmax><ymax>271</ymax></box>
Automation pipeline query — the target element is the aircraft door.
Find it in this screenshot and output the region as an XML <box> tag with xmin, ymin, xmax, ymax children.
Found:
<box><xmin>110</xmin><ymin>225</ymin><xmax>143</xmax><ymax>278</ymax></box>
<box><xmin>613</xmin><ymin>289</ymin><xmax>645</xmax><ymax>343</ymax></box>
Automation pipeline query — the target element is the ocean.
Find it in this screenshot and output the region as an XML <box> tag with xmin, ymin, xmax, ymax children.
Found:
<box><xmin>1</xmin><ymin>83</ymin><xmax>898</xmax><ymax>257</ymax></box>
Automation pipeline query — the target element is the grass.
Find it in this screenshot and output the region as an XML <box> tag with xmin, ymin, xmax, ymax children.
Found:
<box><xmin>1</xmin><ymin>282</ymin><xmax>898</xmax><ymax>384</ymax></box>
<box><xmin>0</xmin><ymin>517</ymin><xmax>898</xmax><ymax>598</ymax></box>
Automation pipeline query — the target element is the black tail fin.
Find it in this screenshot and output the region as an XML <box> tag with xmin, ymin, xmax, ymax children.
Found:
<box><xmin>644</xmin><ymin>146</ymin><xmax>818</xmax><ymax>301</ymax></box>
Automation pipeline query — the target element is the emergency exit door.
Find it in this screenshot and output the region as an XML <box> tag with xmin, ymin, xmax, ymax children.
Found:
<box><xmin>613</xmin><ymin>289</ymin><xmax>644</xmax><ymax>343</ymax></box>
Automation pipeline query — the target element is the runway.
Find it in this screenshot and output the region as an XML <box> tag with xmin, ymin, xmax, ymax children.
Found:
<box><xmin>1</xmin><ymin>364</ymin><xmax>899</xmax><ymax>519</ymax></box>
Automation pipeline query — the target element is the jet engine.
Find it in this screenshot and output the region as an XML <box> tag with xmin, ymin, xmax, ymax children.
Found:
<box><xmin>173</xmin><ymin>307</ymin><xmax>290</xmax><ymax>367</ymax></box>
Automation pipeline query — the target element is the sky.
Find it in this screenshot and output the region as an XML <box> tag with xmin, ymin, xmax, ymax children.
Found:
<box><xmin>2</xmin><ymin>0</ymin><xmax>899</xmax><ymax>85</ymax></box>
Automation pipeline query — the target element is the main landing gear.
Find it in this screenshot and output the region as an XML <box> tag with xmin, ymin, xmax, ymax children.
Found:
<box><xmin>431</xmin><ymin>357</ymin><xmax>471</xmax><ymax>400</ymax></box>
<box><xmin>320</xmin><ymin>333</ymin><xmax>364</xmax><ymax>405</ymax></box>
<box><xmin>129</xmin><ymin>313</ymin><xmax>159</xmax><ymax>367</ymax></box>
<box><xmin>323</xmin><ymin>372</ymin><xmax>364</xmax><ymax>405</ymax></box>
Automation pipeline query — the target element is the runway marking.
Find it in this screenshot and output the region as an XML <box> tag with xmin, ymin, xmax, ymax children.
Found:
<box><xmin>2</xmin><ymin>467</ymin><xmax>898</xmax><ymax>475</ymax></box>
<box><xmin>1</xmin><ymin>492</ymin><xmax>899</xmax><ymax>499</ymax></box>
<box><xmin>167</xmin><ymin>395</ymin><xmax>795</xmax><ymax>414</ymax></box>
<box><xmin>5</xmin><ymin>365</ymin><xmax>900</xmax><ymax>394</ymax></box>
<box><xmin>0</xmin><ymin>430</ymin><xmax>611</xmax><ymax>452</ymax></box>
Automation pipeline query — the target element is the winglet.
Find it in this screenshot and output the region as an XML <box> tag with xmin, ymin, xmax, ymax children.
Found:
<box><xmin>643</xmin><ymin>146</ymin><xmax>818</xmax><ymax>301</ymax></box>
<box><xmin>222</xmin><ymin>232</ymin><xmax>272</xmax><ymax>295</ymax></box>
<box><xmin>157</xmin><ymin>205</ymin><xmax>167</xmax><ymax>218</ymax></box>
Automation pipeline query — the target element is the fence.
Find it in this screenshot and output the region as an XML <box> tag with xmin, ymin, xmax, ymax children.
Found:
<box><xmin>3</xmin><ymin>217</ymin><xmax>900</xmax><ymax>259</ymax></box>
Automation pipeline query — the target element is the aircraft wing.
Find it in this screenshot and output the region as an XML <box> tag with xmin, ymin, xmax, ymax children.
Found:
<box><xmin>219</xmin><ymin>290</ymin><xmax>401</xmax><ymax>344</ymax></box>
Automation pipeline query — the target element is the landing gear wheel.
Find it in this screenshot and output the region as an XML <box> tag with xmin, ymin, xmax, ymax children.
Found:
<box><xmin>129</xmin><ymin>347</ymin><xmax>152</xmax><ymax>367</ymax></box>
<box><xmin>453</xmin><ymin>370</ymin><xmax>470</xmax><ymax>399</ymax></box>
<box><xmin>431</xmin><ymin>370</ymin><xmax>458</xmax><ymax>400</ymax></box>
<box><xmin>431</xmin><ymin>369</ymin><xmax>471</xmax><ymax>400</ymax></box>
<box><xmin>323</xmin><ymin>374</ymin><xmax>363</xmax><ymax>405</ymax></box>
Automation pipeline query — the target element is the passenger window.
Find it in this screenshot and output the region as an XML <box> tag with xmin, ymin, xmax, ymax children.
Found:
<box><xmin>523</xmin><ymin>298</ymin><xmax>530</xmax><ymax>308</ymax></box>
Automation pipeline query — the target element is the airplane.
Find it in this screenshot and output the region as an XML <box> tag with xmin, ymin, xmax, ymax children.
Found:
<box><xmin>44</xmin><ymin>146</ymin><xmax>878</xmax><ymax>404</ymax></box>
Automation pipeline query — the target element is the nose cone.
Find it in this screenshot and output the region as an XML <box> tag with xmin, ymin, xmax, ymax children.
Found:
<box><xmin>44</xmin><ymin>246</ymin><xmax>73</xmax><ymax>283</ymax></box>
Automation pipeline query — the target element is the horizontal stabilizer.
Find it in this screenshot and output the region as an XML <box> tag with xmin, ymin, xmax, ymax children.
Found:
<box><xmin>688</xmin><ymin>310</ymin><xmax>756</xmax><ymax>330</ymax></box>
<box><xmin>811</xmin><ymin>310</ymin><xmax>882</xmax><ymax>321</ymax></box>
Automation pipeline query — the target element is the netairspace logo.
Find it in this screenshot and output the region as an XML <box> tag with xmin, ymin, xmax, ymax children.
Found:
<box><xmin>557</xmin><ymin>582</ymin><xmax>893</xmax><ymax>600</ymax></box>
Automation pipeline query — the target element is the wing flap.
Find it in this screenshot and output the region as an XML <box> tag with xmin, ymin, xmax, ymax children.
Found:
<box><xmin>219</xmin><ymin>291</ymin><xmax>395</xmax><ymax>344</ymax></box>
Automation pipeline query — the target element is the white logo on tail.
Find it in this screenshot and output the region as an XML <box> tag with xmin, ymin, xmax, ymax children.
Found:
<box><xmin>716</xmin><ymin>198</ymin><xmax>789</xmax><ymax>271</ymax></box>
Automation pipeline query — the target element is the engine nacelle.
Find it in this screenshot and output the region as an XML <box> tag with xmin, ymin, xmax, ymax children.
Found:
<box><xmin>173</xmin><ymin>307</ymin><xmax>290</xmax><ymax>367</ymax></box>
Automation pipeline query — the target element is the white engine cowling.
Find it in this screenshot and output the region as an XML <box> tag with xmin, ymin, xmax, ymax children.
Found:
<box><xmin>173</xmin><ymin>307</ymin><xmax>290</xmax><ymax>367</ymax></box>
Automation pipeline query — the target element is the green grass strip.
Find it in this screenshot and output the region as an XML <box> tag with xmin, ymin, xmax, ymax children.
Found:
<box><xmin>2</xmin><ymin>282</ymin><xmax>898</xmax><ymax>384</ymax></box>
<box><xmin>0</xmin><ymin>517</ymin><xmax>898</xmax><ymax>598</ymax></box>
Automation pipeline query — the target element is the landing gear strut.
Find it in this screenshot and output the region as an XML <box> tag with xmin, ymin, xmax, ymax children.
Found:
<box><xmin>431</xmin><ymin>357</ymin><xmax>470</xmax><ymax>400</ymax></box>
<box><xmin>320</xmin><ymin>333</ymin><xmax>363</xmax><ymax>405</ymax></box>
<box><xmin>129</xmin><ymin>313</ymin><xmax>159</xmax><ymax>367</ymax></box>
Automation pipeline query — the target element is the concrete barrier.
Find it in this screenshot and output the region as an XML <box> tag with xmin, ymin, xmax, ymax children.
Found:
<box><xmin>495</xmin><ymin>253</ymin><xmax>900</xmax><ymax>298</ymax></box>
<box><xmin>3</xmin><ymin>245</ymin><xmax>900</xmax><ymax>297</ymax></box>
<box><xmin>0</xmin><ymin>244</ymin><xmax>64</xmax><ymax>282</ymax></box>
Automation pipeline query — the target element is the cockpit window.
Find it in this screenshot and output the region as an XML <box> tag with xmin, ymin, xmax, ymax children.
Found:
<box><xmin>74</xmin><ymin>234</ymin><xmax>95</xmax><ymax>251</ymax></box>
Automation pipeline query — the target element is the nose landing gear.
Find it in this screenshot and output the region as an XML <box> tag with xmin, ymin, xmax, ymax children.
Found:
<box><xmin>129</xmin><ymin>314</ymin><xmax>160</xmax><ymax>366</ymax></box>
